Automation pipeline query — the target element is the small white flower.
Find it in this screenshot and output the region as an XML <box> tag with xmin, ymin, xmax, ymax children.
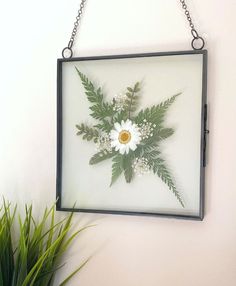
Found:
<box><xmin>139</xmin><ymin>121</ymin><xmax>155</xmax><ymax>140</ymax></box>
<box><xmin>113</xmin><ymin>93</ymin><xmax>128</xmax><ymax>112</ymax></box>
<box><xmin>132</xmin><ymin>157</ymin><xmax>151</xmax><ymax>176</ymax></box>
<box><xmin>96</xmin><ymin>133</ymin><xmax>112</xmax><ymax>153</ymax></box>
<box><xmin>110</xmin><ymin>119</ymin><xmax>141</xmax><ymax>154</ymax></box>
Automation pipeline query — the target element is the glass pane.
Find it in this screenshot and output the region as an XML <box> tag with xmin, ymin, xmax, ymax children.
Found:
<box><xmin>58</xmin><ymin>51</ymin><xmax>206</xmax><ymax>218</ymax></box>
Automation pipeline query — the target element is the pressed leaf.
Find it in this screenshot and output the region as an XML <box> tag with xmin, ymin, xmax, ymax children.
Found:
<box><xmin>110</xmin><ymin>155</ymin><xmax>124</xmax><ymax>186</ymax></box>
<box><xmin>150</xmin><ymin>157</ymin><xmax>184</xmax><ymax>207</ymax></box>
<box><xmin>75</xmin><ymin>67</ymin><xmax>115</xmax><ymax>122</ymax></box>
<box><xmin>75</xmin><ymin>67</ymin><xmax>103</xmax><ymax>103</ymax></box>
<box><xmin>126</xmin><ymin>82</ymin><xmax>140</xmax><ymax>118</ymax></box>
<box><xmin>90</xmin><ymin>151</ymin><xmax>116</xmax><ymax>165</ymax></box>
<box><xmin>76</xmin><ymin>124</ymin><xmax>99</xmax><ymax>142</ymax></box>
<box><xmin>123</xmin><ymin>154</ymin><xmax>134</xmax><ymax>183</ymax></box>
<box><xmin>135</xmin><ymin>93</ymin><xmax>181</xmax><ymax>125</ymax></box>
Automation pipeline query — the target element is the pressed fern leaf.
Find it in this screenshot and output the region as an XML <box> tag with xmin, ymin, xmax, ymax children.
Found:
<box><xmin>75</xmin><ymin>67</ymin><xmax>103</xmax><ymax>104</ymax></box>
<box><xmin>134</xmin><ymin>93</ymin><xmax>181</xmax><ymax>126</ymax></box>
<box><xmin>110</xmin><ymin>155</ymin><xmax>124</xmax><ymax>186</ymax></box>
<box><xmin>123</xmin><ymin>154</ymin><xmax>135</xmax><ymax>183</ymax></box>
<box><xmin>113</xmin><ymin>110</ymin><xmax>128</xmax><ymax>123</ymax></box>
<box><xmin>126</xmin><ymin>82</ymin><xmax>140</xmax><ymax>118</ymax></box>
<box><xmin>89</xmin><ymin>151</ymin><xmax>116</xmax><ymax>165</ymax></box>
<box><xmin>76</xmin><ymin>124</ymin><xmax>99</xmax><ymax>142</ymax></box>
<box><xmin>75</xmin><ymin>67</ymin><xmax>115</xmax><ymax>121</ymax></box>
<box><xmin>94</xmin><ymin>119</ymin><xmax>113</xmax><ymax>132</ymax></box>
<box><xmin>142</xmin><ymin>128</ymin><xmax>174</xmax><ymax>146</ymax></box>
<box><xmin>148</xmin><ymin>156</ymin><xmax>184</xmax><ymax>207</ymax></box>
<box><xmin>89</xmin><ymin>102</ymin><xmax>114</xmax><ymax>120</ymax></box>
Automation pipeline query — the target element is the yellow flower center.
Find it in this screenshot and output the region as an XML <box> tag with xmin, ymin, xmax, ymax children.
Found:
<box><xmin>118</xmin><ymin>130</ymin><xmax>131</xmax><ymax>144</ymax></box>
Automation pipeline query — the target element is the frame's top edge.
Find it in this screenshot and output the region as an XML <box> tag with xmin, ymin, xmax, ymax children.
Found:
<box><xmin>57</xmin><ymin>49</ymin><xmax>208</xmax><ymax>62</ymax></box>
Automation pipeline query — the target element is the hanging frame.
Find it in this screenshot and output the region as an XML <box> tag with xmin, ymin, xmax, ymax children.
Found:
<box><xmin>56</xmin><ymin>1</ymin><xmax>208</xmax><ymax>220</ymax></box>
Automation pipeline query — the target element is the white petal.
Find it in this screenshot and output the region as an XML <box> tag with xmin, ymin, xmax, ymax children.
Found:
<box><xmin>115</xmin><ymin>146</ymin><xmax>119</xmax><ymax>151</ymax></box>
<box><xmin>111</xmin><ymin>140</ymin><xmax>119</xmax><ymax>147</ymax></box>
<box><xmin>123</xmin><ymin>120</ymin><xmax>132</xmax><ymax>130</ymax></box>
<box><xmin>132</xmin><ymin>138</ymin><xmax>141</xmax><ymax>145</ymax></box>
<box><xmin>129</xmin><ymin>142</ymin><xmax>137</xmax><ymax>151</ymax></box>
<box><xmin>114</xmin><ymin>122</ymin><xmax>122</xmax><ymax>132</ymax></box>
<box><xmin>119</xmin><ymin>145</ymin><xmax>126</xmax><ymax>154</ymax></box>
<box><xmin>110</xmin><ymin>130</ymin><xmax>119</xmax><ymax>139</ymax></box>
<box><xmin>125</xmin><ymin>145</ymin><xmax>130</xmax><ymax>154</ymax></box>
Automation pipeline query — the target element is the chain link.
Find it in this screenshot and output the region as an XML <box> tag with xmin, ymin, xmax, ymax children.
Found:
<box><xmin>62</xmin><ymin>0</ymin><xmax>205</xmax><ymax>57</ymax></box>
<box><xmin>62</xmin><ymin>0</ymin><xmax>87</xmax><ymax>58</ymax></box>
<box><xmin>179</xmin><ymin>0</ymin><xmax>205</xmax><ymax>50</ymax></box>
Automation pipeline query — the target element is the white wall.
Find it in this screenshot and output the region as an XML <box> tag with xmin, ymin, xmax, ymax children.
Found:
<box><xmin>0</xmin><ymin>0</ymin><xmax>236</xmax><ymax>285</ymax></box>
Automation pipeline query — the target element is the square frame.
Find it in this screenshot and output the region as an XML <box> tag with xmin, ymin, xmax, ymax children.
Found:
<box><xmin>56</xmin><ymin>49</ymin><xmax>208</xmax><ymax>220</ymax></box>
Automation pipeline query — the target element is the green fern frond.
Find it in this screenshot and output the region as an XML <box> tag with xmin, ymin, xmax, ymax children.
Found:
<box><xmin>76</xmin><ymin>124</ymin><xmax>99</xmax><ymax>142</ymax></box>
<box><xmin>134</xmin><ymin>93</ymin><xmax>181</xmax><ymax>126</ymax></box>
<box><xmin>123</xmin><ymin>154</ymin><xmax>135</xmax><ymax>183</ymax></box>
<box><xmin>113</xmin><ymin>110</ymin><xmax>128</xmax><ymax>123</ymax></box>
<box><xmin>76</xmin><ymin>67</ymin><xmax>115</xmax><ymax>121</ymax></box>
<box><xmin>75</xmin><ymin>67</ymin><xmax>103</xmax><ymax>104</ymax></box>
<box><xmin>89</xmin><ymin>102</ymin><xmax>114</xmax><ymax>120</ymax></box>
<box><xmin>126</xmin><ymin>82</ymin><xmax>140</xmax><ymax>118</ymax></box>
<box><xmin>142</xmin><ymin>128</ymin><xmax>174</xmax><ymax>146</ymax></box>
<box><xmin>149</xmin><ymin>157</ymin><xmax>184</xmax><ymax>207</ymax></box>
<box><xmin>89</xmin><ymin>151</ymin><xmax>116</xmax><ymax>165</ymax></box>
<box><xmin>94</xmin><ymin>119</ymin><xmax>113</xmax><ymax>132</ymax></box>
<box><xmin>110</xmin><ymin>155</ymin><xmax>124</xmax><ymax>186</ymax></box>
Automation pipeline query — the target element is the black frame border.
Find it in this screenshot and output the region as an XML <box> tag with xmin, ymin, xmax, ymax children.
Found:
<box><xmin>56</xmin><ymin>49</ymin><xmax>208</xmax><ymax>220</ymax></box>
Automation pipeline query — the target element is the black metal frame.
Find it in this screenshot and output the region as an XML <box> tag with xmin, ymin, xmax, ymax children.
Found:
<box><xmin>56</xmin><ymin>49</ymin><xmax>208</xmax><ymax>220</ymax></box>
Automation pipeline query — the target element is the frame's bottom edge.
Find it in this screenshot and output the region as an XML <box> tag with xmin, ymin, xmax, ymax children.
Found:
<box><xmin>56</xmin><ymin>207</ymin><xmax>203</xmax><ymax>221</ymax></box>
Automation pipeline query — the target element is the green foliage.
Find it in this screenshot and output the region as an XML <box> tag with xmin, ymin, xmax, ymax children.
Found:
<box><xmin>94</xmin><ymin>119</ymin><xmax>113</xmax><ymax>132</ymax></box>
<box><xmin>135</xmin><ymin>93</ymin><xmax>181</xmax><ymax>126</ymax></box>
<box><xmin>89</xmin><ymin>151</ymin><xmax>116</xmax><ymax>165</ymax></box>
<box><xmin>113</xmin><ymin>110</ymin><xmax>128</xmax><ymax>124</ymax></box>
<box><xmin>0</xmin><ymin>200</ymin><xmax>90</xmax><ymax>286</ymax></box>
<box><xmin>75</xmin><ymin>67</ymin><xmax>115</xmax><ymax>121</ymax></box>
<box><xmin>75</xmin><ymin>67</ymin><xmax>103</xmax><ymax>104</ymax></box>
<box><xmin>76</xmin><ymin>124</ymin><xmax>99</xmax><ymax>142</ymax></box>
<box><xmin>75</xmin><ymin>67</ymin><xmax>184</xmax><ymax>206</ymax></box>
<box><xmin>143</xmin><ymin>128</ymin><xmax>174</xmax><ymax>145</ymax></box>
<box><xmin>147</xmin><ymin>155</ymin><xmax>184</xmax><ymax>207</ymax></box>
<box><xmin>126</xmin><ymin>82</ymin><xmax>140</xmax><ymax>118</ymax></box>
<box><xmin>89</xmin><ymin>102</ymin><xmax>114</xmax><ymax>120</ymax></box>
<box><xmin>110</xmin><ymin>155</ymin><xmax>124</xmax><ymax>186</ymax></box>
<box><xmin>123</xmin><ymin>154</ymin><xmax>134</xmax><ymax>183</ymax></box>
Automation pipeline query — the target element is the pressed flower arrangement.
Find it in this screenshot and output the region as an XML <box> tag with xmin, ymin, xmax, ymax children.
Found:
<box><xmin>75</xmin><ymin>67</ymin><xmax>184</xmax><ymax>207</ymax></box>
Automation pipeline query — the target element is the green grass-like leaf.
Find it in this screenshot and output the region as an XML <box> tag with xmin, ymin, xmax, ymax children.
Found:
<box><xmin>0</xmin><ymin>200</ymin><xmax>91</xmax><ymax>286</ymax></box>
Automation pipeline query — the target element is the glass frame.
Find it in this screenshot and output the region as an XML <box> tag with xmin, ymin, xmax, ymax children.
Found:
<box><xmin>56</xmin><ymin>49</ymin><xmax>208</xmax><ymax>220</ymax></box>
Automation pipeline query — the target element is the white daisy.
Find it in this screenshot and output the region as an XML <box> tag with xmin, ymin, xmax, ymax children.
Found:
<box><xmin>110</xmin><ymin>119</ymin><xmax>141</xmax><ymax>154</ymax></box>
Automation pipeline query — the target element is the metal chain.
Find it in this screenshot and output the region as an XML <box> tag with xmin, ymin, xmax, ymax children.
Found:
<box><xmin>62</xmin><ymin>0</ymin><xmax>204</xmax><ymax>58</ymax></box>
<box><xmin>62</xmin><ymin>0</ymin><xmax>87</xmax><ymax>58</ymax></box>
<box><xmin>179</xmin><ymin>0</ymin><xmax>205</xmax><ymax>50</ymax></box>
